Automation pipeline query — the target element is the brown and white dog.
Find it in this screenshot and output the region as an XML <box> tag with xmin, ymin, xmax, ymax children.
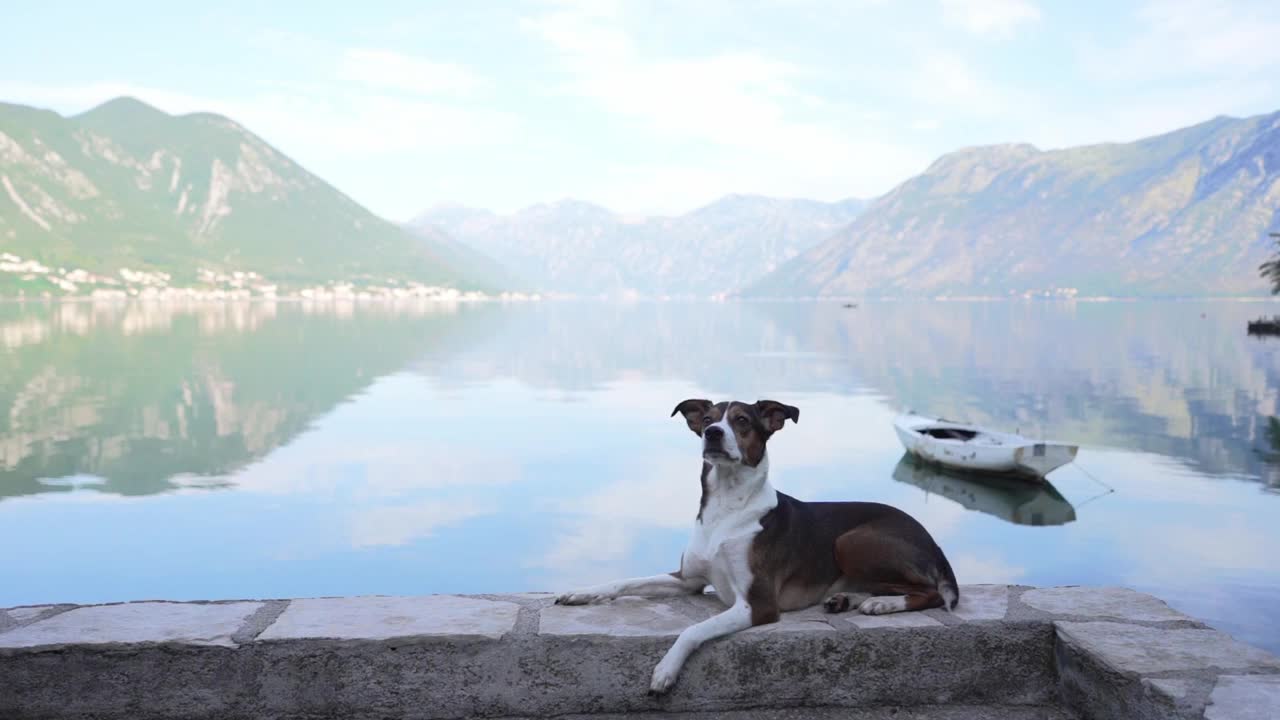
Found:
<box><xmin>555</xmin><ymin>399</ymin><xmax>959</xmax><ymax>694</ymax></box>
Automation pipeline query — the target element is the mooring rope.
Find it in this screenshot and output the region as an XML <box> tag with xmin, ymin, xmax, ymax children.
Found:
<box><xmin>1070</xmin><ymin>459</ymin><xmax>1116</xmax><ymax>509</ymax></box>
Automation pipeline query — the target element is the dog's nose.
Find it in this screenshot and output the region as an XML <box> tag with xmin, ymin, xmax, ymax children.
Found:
<box><xmin>704</xmin><ymin>426</ymin><xmax>725</xmax><ymax>440</ymax></box>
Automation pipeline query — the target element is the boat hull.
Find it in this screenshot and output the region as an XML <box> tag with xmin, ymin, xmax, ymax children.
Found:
<box><xmin>893</xmin><ymin>414</ymin><xmax>1078</xmax><ymax>480</ymax></box>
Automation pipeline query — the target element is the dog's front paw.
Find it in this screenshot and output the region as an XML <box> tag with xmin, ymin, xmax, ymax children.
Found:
<box><xmin>649</xmin><ymin>658</ymin><xmax>681</xmax><ymax>694</ymax></box>
<box><xmin>554</xmin><ymin>590</ymin><xmax>607</xmax><ymax>605</ymax></box>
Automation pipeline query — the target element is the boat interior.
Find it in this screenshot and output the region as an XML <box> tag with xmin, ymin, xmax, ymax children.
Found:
<box><xmin>918</xmin><ymin>427</ymin><xmax>980</xmax><ymax>441</ymax></box>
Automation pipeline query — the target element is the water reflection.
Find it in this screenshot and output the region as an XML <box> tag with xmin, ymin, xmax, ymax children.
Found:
<box><xmin>5</xmin><ymin>300</ymin><xmax>1280</xmax><ymax>501</ymax></box>
<box><xmin>2</xmin><ymin>300</ymin><xmax>1279</xmax><ymax>655</ymax></box>
<box><xmin>891</xmin><ymin>455</ymin><xmax>1077</xmax><ymax>527</ymax></box>
<box><xmin>416</xmin><ymin>301</ymin><xmax>1280</xmax><ymax>490</ymax></box>
<box><xmin>0</xmin><ymin>301</ymin><xmax>493</xmax><ymax>500</ymax></box>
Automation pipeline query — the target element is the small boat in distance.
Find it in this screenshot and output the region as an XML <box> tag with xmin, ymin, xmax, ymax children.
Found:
<box><xmin>893</xmin><ymin>413</ymin><xmax>1078</xmax><ymax>480</ymax></box>
<box><xmin>1247</xmin><ymin>317</ymin><xmax>1280</xmax><ymax>336</ymax></box>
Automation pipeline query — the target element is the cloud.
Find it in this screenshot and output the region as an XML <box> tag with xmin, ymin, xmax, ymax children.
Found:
<box><xmin>873</xmin><ymin>49</ymin><xmax>1025</xmax><ymax>123</ymax></box>
<box><xmin>1078</xmin><ymin>0</ymin><xmax>1280</xmax><ymax>83</ymax></box>
<box><xmin>338</xmin><ymin>49</ymin><xmax>486</xmax><ymax>96</ymax></box>
<box><xmin>523</xmin><ymin>6</ymin><xmax>802</xmax><ymax>149</ymax></box>
<box><xmin>532</xmin><ymin>451</ymin><xmax>698</xmax><ymax>581</ymax></box>
<box><xmin>349</xmin><ymin>499</ymin><xmax>491</xmax><ymax>547</ymax></box>
<box><xmin>520</xmin><ymin>3</ymin><xmax>930</xmax><ymax>206</ymax></box>
<box><xmin>941</xmin><ymin>0</ymin><xmax>1042</xmax><ymax>36</ymax></box>
<box><xmin>225</xmin><ymin>437</ymin><xmax>524</xmax><ymax>497</ymax></box>
<box><xmin>248</xmin><ymin>93</ymin><xmax>516</xmax><ymax>155</ymax></box>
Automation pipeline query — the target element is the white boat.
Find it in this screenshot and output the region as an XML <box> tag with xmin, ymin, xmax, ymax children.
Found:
<box><xmin>892</xmin><ymin>413</ymin><xmax>1078</xmax><ymax>480</ymax></box>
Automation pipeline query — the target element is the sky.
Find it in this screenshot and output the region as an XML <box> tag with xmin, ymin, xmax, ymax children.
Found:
<box><xmin>3</xmin><ymin>0</ymin><xmax>1280</xmax><ymax>220</ymax></box>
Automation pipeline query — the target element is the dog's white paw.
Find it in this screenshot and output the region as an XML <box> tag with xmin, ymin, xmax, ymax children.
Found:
<box><xmin>858</xmin><ymin>596</ymin><xmax>908</xmax><ymax>615</ymax></box>
<box><xmin>554</xmin><ymin>591</ymin><xmax>608</xmax><ymax>605</ymax></box>
<box><xmin>649</xmin><ymin>658</ymin><xmax>681</xmax><ymax>694</ymax></box>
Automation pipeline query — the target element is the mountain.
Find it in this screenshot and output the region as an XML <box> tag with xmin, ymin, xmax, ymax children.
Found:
<box><xmin>747</xmin><ymin>111</ymin><xmax>1280</xmax><ymax>298</ymax></box>
<box><xmin>405</xmin><ymin>221</ymin><xmax>528</xmax><ymax>292</ymax></box>
<box><xmin>0</xmin><ymin>97</ymin><xmax>489</xmax><ymax>293</ymax></box>
<box><xmin>408</xmin><ymin>194</ymin><xmax>867</xmax><ymax>296</ymax></box>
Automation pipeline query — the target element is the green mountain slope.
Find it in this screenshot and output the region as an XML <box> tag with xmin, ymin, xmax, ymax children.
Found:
<box><xmin>0</xmin><ymin>97</ymin><xmax>486</xmax><ymax>291</ymax></box>
<box><xmin>747</xmin><ymin>111</ymin><xmax>1280</xmax><ymax>297</ymax></box>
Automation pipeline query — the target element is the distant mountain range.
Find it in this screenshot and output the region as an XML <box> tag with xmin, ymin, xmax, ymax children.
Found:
<box><xmin>5</xmin><ymin>96</ymin><xmax>1277</xmax><ymax>299</ymax></box>
<box><xmin>0</xmin><ymin>97</ymin><xmax>487</xmax><ymax>294</ymax></box>
<box><xmin>409</xmin><ymin>195</ymin><xmax>867</xmax><ymax>296</ymax></box>
<box><xmin>748</xmin><ymin>111</ymin><xmax>1280</xmax><ymax>298</ymax></box>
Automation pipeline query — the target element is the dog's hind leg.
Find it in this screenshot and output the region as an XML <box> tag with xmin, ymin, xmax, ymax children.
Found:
<box><xmin>858</xmin><ymin>588</ymin><xmax>945</xmax><ymax>615</ymax></box>
<box><xmin>831</xmin><ymin>525</ymin><xmax>952</xmax><ymax>615</ymax></box>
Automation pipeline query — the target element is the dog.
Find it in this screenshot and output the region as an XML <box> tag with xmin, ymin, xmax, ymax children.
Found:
<box><xmin>555</xmin><ymin>399</ymin><xmax>959</xmax><ymax>694</ymax></box>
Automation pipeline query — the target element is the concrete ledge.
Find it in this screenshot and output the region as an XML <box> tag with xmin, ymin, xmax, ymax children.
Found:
<box><xmin>2</xmin><ymin>586</ymin><xmax>1277</xmax><ymax>719</ymax></box>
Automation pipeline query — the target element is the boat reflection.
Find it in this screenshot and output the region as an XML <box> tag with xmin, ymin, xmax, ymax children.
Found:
<box><xmin>891</xmin><ymin>454</ymin><xmax>1077</xmax><ymax>527</ymax></box>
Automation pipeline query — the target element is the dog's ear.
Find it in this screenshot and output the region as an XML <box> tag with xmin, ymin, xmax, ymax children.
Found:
<box><xmin>754</xmin><ymin>400</ymin><xmax>799</xmax><ymax>433</ymax></box>
<box><xmin>671</xmin><ymin>399</ymin><xmax>714</xmax><ymax>436</ymax></box>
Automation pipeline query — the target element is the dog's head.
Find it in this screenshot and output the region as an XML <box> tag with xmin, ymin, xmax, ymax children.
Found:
<box><xmin>671</xmin><ymin>399</ymin><xmax>799</xmax><ymax>467</ymax></box>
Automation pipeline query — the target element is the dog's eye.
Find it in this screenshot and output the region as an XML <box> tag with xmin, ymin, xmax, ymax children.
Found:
<box><xmin>702</xmin><ymin>416</ymin><xmax>713</xmax><ymax>425</ymax></box>
<box><xmin>735</xmin><ymin>416</ymin><xmax>750</xmax><ymax>427</ymax></box>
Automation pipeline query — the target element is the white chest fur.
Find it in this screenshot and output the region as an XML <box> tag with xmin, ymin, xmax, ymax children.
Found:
<box><xmin>680</xmin><ymin>459</ymin><xmax>777</xmax><ymax>604</ymax></box>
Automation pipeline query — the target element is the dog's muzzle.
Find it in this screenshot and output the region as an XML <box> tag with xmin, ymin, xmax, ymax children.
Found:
<box><xmin>703</xmin><ymin>426</ymin><xmax>731</xmax><ymax>459</ymax></box>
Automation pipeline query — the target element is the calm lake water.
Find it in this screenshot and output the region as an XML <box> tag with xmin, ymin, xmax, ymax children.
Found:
<box><xmin>1</xmin><ymin>299</ymin><xmax>1278</xmax><ymax>653</ymax></box>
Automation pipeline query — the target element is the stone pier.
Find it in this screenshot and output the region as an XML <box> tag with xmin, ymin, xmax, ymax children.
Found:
<box><xmin>2</xmin><ymin>585</ymin><xmax>1277</xmax><ymax>719</ymax></box>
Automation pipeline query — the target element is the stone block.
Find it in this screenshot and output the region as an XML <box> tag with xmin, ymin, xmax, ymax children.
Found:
<box><xmin>1206</xmin><ymin>675</ymin><xmax>1280</xmax><ymax>720</ymax></box>
<box><xmin>539</xmin><ymin>596</ymin><xmax>720</xmax><ymax>637</ymax></box>
<box><xmin>1055</xmin><ymin>621</ymin><xmax>1280</xmax><ymax>675</ymax></box>
<box><xmin>1023</xmin><ymin>586</ymin><xmax>1189</xmax><ymax>622</ymax></box>
<box><xmin>953</xmin><ymin>585</ymin><xmax>1008</xmax><ymax>621</ymax></box>
<box><xmin>5</xmin><ymin>606</ymin><xmax>55</xmax><ymax>623</ymax></box>
<box><xmin>258</xmin><ymin>595</ymin><xmax>518</xmax><ymax>641</ymax></box>
<box><xmin>0</xmin><ymin>601</ymin><xmax>261</xmax><ymax>650</ymax></box>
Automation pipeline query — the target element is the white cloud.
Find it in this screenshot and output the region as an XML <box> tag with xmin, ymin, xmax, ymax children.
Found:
<box><xmin>1078</xmin><ymin>0</ymin><xmax>1280</xmax><ymax>84</ymax></box>
<box><xmin>523</xmin><ymin>6</ymin><xmax>802</xmax><ymax>149</ymax></box>
<box><xmin>225</xmin><ymin>437</ymin><xmax>524</xmax><ymax>497</ymax></box>
<box><xmin>941</xmin><ymin>0</ymin><xmax>1042</xmax><ymax>36</ymax></box>
<box><xmin>520</xmin><ymin>3</ymin><xmax>930</xmax><ymax>208</ymax></box>
<box><xmin>532</xmin><ymin>451</ymin><xmax>699</xmax><ymax>582</ymax></box>
<box><xmin>252</xmin><ymin>93</ymin><xmax>516</xmax><ymax>155</ymax></box>
<box><xmin>349</xmin><ymin>499</ymin><xmax>491</xmax><ymax>547</ymax></box>
<box><xmin>902</xmin><ymin>51</ymin><xmax>1020</xmax><ymax>117</ymax></box>
<box><xmin>338</xmin><ymin>49</ymin><xmax>485</xmax><ymax>96</ymax></box>
<box><xmin>519</xmin><ymin>4</ymin><xmax>632</xmax><ymax>58</ymax></box>
<box><xmin>1133</xmin><ymin>0</ymin><xmax>1280</xmax><ymax>75</ymax></box>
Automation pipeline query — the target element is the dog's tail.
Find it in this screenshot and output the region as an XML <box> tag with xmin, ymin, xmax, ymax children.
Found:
<box><xmin>935</xmin><ymin>552</ymin><xmax>960</xmax><ymax>611</ymax></box>
<box><xmin>939</xmin><ymin>579</ymin><xmax>960</xmax><ymax>612</ymax></box>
